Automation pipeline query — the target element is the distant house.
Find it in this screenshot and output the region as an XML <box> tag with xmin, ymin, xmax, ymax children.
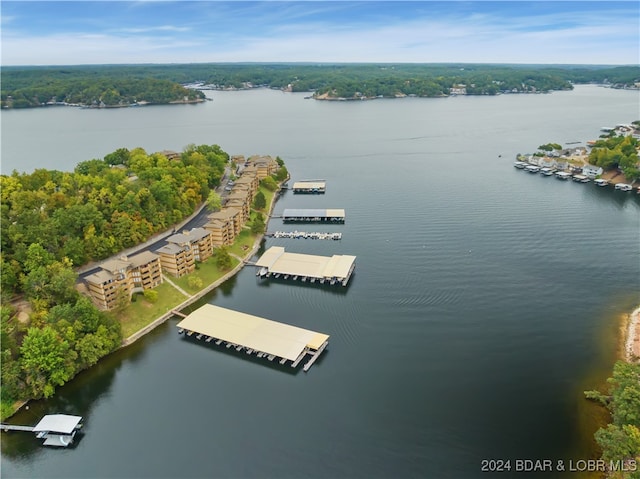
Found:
<box><xmin>555</xmin><ymin>160</ymin><xmax>569</xmax><ymax>171</ymax></box>
<box><xmin>582</xmin><ymin>164</ymin><xmax>603</xmax><ymax>178</ymax></box>
<box><xmin>539</xmin><ymin>157</ymin><xmax>557</xmax><ymax>168</ymax></box>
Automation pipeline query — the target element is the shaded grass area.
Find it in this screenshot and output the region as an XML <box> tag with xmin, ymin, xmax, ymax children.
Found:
<box><xmin>114</xmin><ymin>282</ymin><xmax>186</xmax><ymax>338</ymax></box>
<box><xmin>172</xmin><ymin>254</ymin><xmax>240</xmax><ymax>295</ymax></box>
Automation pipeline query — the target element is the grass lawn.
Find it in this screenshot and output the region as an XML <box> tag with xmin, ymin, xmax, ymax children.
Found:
<box><xmin>256</xmin><ymin>184</ymin><xmax>275</xmax><ymax>213</ymax></box>
<box><xmin>228</xmin><ymin>229</ymin><xmax>257</xmax><ymax>258</ymax></box>
<box><xmin>172</xmin><ymin>255</ymin><xmax>240</xmax><ymax>294</ymax></box>
<box><xmin>114</xmin><ymin>282</ymin><xmax>186</xmax><ymax>338</ymax></box>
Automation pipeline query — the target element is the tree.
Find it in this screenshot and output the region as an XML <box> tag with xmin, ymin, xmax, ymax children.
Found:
<box><xmin>207</xmin><ymin>191</ymin><xmax>222</xmax><ymax>211</ymax></box>
<box><xmin>215</xmin><ymin>247</ymin><xmax>232</xmax><ymax>271</ymax></box>
<box><xmin>253</xmin><ymin>191</ymin><xmax>266</xmax><ymax>210</ymax></box>
<box><xmin>20</xmin><ymin>326</ymin><xmax>76</xmax><ymax>398</ymax></box>
<box><xmin>143</xmin><ymin>289</ymin><xmax>159</xmax><ymax>303</ymax></box>
<box><xmin>187</xmin><ymin>276</ymin><xmax>203</xmax><ymax>290</ymax></box>
<box><xmin>273</xmin><ymin>165</ymin><xmax>288</xmax><ymax>182</ymax></box>
<box><xmin>260</xmin><ymin>176</ymin><xmax>278</xmax><ymax>191</ymax></box>
<box><xmin>251</xmin><ymin>213</ymin><xmax>266</xmax><ymax>234</ymax></box>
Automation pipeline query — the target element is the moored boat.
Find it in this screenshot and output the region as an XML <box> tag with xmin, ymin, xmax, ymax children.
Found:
<box><xmin>614</xmin><ymin>183</ymin><xmax>632</xmax><ymax>191</ymax></box>
<box><xmin>594</xmin><ymin>179</ymin><xmax>609</xmax><ymax>187</ymax></box>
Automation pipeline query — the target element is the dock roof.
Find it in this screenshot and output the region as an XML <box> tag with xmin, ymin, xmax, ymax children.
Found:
<box><xmin>282</xmin><ymin>208</ymin><xmax>345</xmax><ymax>219</ymax></box>
<box><xmin>255</xmin><ymin>246</ymin><xmax>356</xmax><ymax>280</ymax></box>
<box><xmin>33</xmin><ymin>415</ymin><xmax>82</xmax><ymax>434</ymax></box>
<box><xmin>176</xmin><ymin>304</ymin><xmax>329</xmax><ymax>361</ymax></box>
<box><xmin>292</xmin><ymin>181</ymin><xmax>326</xmax><ymax>189</ymax></box>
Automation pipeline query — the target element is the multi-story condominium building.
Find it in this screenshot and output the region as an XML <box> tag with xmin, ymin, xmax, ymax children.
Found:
<box><xmin>205</xmin><ymin>208</ymin><xmax>243</xmax><ymax>246</ymax></box>
<box><xmin>247</xmin><ymin>155</ymin><xmax>278</xmax><ymax>179</ymax></box>
<box><xmin>84</xmin><ymin>251</ymin><xmax>163</xmax><ymax>310</ymax></box>
<box><xmin>155</xmin><ymin>243</ymin><xmax>195</xmax><ymax>278</ymax></box>
<box><xmin>128</xmin><ymin>251</ymin><xmax>164</xmax><ymax>291</ymax></box>
<box><xmin>166</xmin><ymin>227</ymin><xmax>214</xmax><ymax>262</ymax></box>
<box><xmin>225</xmin><ymin>189</ymin><xmax>252</xmax><ymax>222</ymax></box>
<box><xmin>234</xmin><ymin>170</ymin><xmax>260</xmax><ymax>196</ymax></box>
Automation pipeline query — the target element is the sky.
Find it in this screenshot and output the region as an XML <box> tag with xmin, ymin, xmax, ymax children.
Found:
<box><xmin>1</xmin><ymin>1</ymin><xmax>638</xmax><ymax>66</ymax></box>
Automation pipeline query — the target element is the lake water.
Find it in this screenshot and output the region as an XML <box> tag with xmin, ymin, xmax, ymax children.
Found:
<box><xmin>1</xmin><ymin>85</ymin><xmax>639</xmax><ymax>479</ymax></box>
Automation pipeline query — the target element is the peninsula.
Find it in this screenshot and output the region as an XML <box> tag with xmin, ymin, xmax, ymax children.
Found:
<box><xmin>0</xmin><ymin>145</ymin><xmax>289</xmax><ymax>420</ymax></box>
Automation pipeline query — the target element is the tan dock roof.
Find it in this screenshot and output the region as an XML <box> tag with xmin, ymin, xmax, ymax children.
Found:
<box><xmin>293</xmin><ymin>181</ymin><xmax>326</xmax><ymax>189</ymax></box>
<box><xmin>255</xmin><ymin>246</ymin><xmax>356</xmax><ymax>280</ymax></box>
<box><xmin>176</xmin><ymin>304</ymin><xmax>329</xmax><ymax>360</ymax></box>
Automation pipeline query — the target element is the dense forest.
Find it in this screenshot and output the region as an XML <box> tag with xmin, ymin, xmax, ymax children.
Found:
<box><xmin>0</xmin><ymin>76</ymin><xmax>204</xmax><ymax>108</ymax></box>
<box><xmin>2</xmin><ymin>64</ymin><xmax>639</xmax><ymax>107</ymax></box>
<box><xmin>0</xmin><ymin>144</ymin><xmax>229</xmax><ymax>417</ymax></box>
<box><xmin>585</xmin><ymin>361</ymin><xmax>640</xmax><ymax>478</ymax></box>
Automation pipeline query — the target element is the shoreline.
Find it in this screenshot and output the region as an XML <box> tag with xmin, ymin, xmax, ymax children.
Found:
<box><xmin>624</xmin><ymin>305</ymin><xmax>640</xmax><ymax>362</ymax></box>
<box><xmin>2</xmin><ymin>178</ymin><xmax>285</xmax><ymax>420</ymax></box>
<box><xmin>121</xmin><ymin>179</ymin><xmax>285</xmax><ymax>346</ymax></box>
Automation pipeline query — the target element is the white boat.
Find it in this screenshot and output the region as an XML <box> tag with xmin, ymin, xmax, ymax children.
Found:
<box><xmin>572</xmin><ymin>174</ymin><xmax>590</xmax><ymax>183</ymax></box>
<box><xmin>614</xmin><ymin>183</ymin><xmax>632</xmax><ymax>191</ymax></box>
<box><xmin>594</xmin><ymin>179</ymin><xmax>609</xmax><ymax>187</ymax></box>
<box><xmin>525</xmin><ymin>165</ymin><xmax>541</xmax><ymax>173</ymax></box>
<box><xmin>513</xmin><ymin>161</ymin><xmax>527</xmax><ymax>169</ymax></box>
<box><xmin>540</xmin><ymin>167</ymin><xmax>555</xmax><ymax>176</ymax></box>
<box><xmin>555</xmin><ymin>171</ymin><xmax>571</xmax><ymax>180</ymax></box>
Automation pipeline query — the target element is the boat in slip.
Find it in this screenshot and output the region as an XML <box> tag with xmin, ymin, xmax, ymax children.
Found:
<box><xmin>513</xmin><ymin>161</ymin><xmax>527</xmax><ymax>169</ymax></box>
<box><xmin>594</xmin><ymin>179</ymin><xmax>609</xmax><ymax>187</ymax></box>
<box><xmin>540</xmin><ymin>167</ymin><xmax>555</xmax><ymax>176</ymax></box>
<box><xmin>614</xmin><ymin>183</ymin><xmax>633</xmax><ymax>192</ymax></box>
<box><xmin>572</xmin><ymin>174</ymin><xmax>590</xmax><ymax>183</ymax></box>
<box><xmin>554</xmin><ymin>171</ymin><xmax>571</xmax><ymax>180</ymax></box>
<box><xmin>525</xmin><ymin>165</ymin><xmax>541</xmax><ymax>173</ymax></box>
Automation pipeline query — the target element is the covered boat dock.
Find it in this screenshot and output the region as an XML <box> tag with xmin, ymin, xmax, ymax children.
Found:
<box><xmin>2</xmin><ymin>414</ymin><xmax>83</xmax><ymax>447</ymax></box>
<box><xmin>281</xmin><ymin>208</ymin><xmax>345</xmax><ymax>223</ymax></box>
<box><xmin>292</xmin><ymin>181</ymin><xmax>326</xmax><ymax>194</ymax></box>
<box><xmin>176</xmin><ymin>304</ymin><xmax>330</xmax><ymax>372</ymax></box>
<box><xmin>255</xmin><ymin>246</ymin><xmax>356</xmax><ymax>286</ymax></box>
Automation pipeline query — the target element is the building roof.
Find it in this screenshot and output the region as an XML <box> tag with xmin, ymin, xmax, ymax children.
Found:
<box><xmin>208</xmin><ymin>209</ymin><xmax>239</xmax><ymax>221</ymax></box>
<box><xmin>32</xmin><ymin>414</ymin><xmax>82</xmax><ymax>434</ymax></box>
<box><xmin>167</xmin><ymin>227</ymin><xmax>211</xmax><ymax>245</ymax></box>
<box><xmin>85</xmin><ymin>269</ymin><xmax>115</xmax><ymax>285</ymax></box>
<box><xmin>176</xmin><ymin>304</ymin><xmax>329</xmax><ymax>360</ymax></box>
<box><xmin>100</xmin><ymin>258</ymin><xmax>131</xmax><ymax>274</ymax></box>
<box><xmin>156</xmin><ymin>243</ymin><xmax>187</xmax><ymax>255</ymax></box>
<box><xmin>128</xmin><ymin>251</ymin><xmax>159</xmax><ymax>268</ymax></box>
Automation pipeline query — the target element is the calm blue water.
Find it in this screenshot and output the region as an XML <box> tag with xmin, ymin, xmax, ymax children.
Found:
<box><xmin>1</xmin><ymin>85</ymin><xmax>639</xmax><ymax>479</ymax></box>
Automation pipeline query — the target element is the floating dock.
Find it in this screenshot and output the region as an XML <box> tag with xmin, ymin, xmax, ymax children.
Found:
<box><xmin>267</xmin><ymin>231</ymin><xmax>341</xmax><ymax>240</ymax></box>
<box><xmin>1</xmin><ymin>414</ymin><xmax>83</xmax><ymax>447</ymax></box>
<box><xmin>281</xmin><ymin>208</ymin><xmax>345</xmax><ymax>223</ymax></box>
<box><xmin>176</xmin><ymin>304</ymin><xmax>330</xmax><ymax>372</ymax></box>
<box><xmin>255</xmin><ymin>246</ymin><xmax>356</xmax><ymax>286</ymax></box>
<box><xmin>292</xmin><ymin>181</ymin><xmax>326</xmax><ymax>194</ymax></box>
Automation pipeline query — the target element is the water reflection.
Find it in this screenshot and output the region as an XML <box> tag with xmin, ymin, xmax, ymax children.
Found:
<box><xmin>0</xmin><ymin>342</ymin><xmax>136</xmax><ymax>460</ymax></box>
<box><xmin>178</xmin><ymin>335</ymin><xmax>300</xmax><ymax>375</ymax></box>
<box><xmin>255</xmin><ymin>275</ymin><xmax>353</xmax><ymax>295</ymax></box>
